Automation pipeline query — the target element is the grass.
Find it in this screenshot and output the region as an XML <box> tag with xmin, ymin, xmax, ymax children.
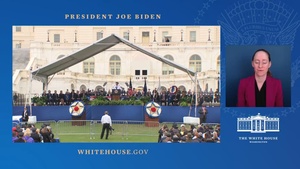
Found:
<box><xmin>59</xmin><ymin>135</ymin><xmax>158</xmax><ymax>143</ymax></box>
<box><xmin>27</xmin><ymin>121</ymin><xmax>218</xmax><ymax>143</ymax></box>
<box><xmin>32</xmin><ymin>121</ymin><xmax>161</xmax><ymax>143</ymax></box>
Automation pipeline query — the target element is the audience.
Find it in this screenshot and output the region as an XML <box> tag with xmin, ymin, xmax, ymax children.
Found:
<box><xmin>17</xmin><ymin>87</ymin><xmax>220</xmax><ymax>106</ymax></box>
<box><xmin>158</xmin><ymin>123</ymin><xmax>221</xmax><ymax>143</ymax></box>
<box><xmin>12</xmin><ymin>122</ymin><xmax>57</xmax><ymax>143</ymax></box>
<box><xmin>23</xmin><ymin>128</ymin><xmax>34</xmax><ymax>143</ymax></box>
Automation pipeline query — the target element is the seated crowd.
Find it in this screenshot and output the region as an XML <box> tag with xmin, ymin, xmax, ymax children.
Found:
<box><xmin>158</xmin><ymin>123</ymin><xmax>220</xmax><ymax>143</ymax></box>
<box><xmin>12</xmin><ymin>123</ymin><xmax>56</xmax><ymax>143</ymax></box>
<box><xmin>30</xmin><ymin>87</ymin><xmax>220</xmax><ymax>106</ymax></box>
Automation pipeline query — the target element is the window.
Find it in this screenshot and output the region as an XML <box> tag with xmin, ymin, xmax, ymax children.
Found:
<box><xmin>15</xmin><ymin>43</ymin><xmax>21</xmax><ymax>48</ymax></box>
<box><xmin>162</xmin><ymin>31</ymin><xmax>168</xmax><ymax>42</ymax></box>
<box><xmin>142</xmin><ymin>70</ymin><xmax>147</xmax><ymax>75</ymax></box>
<box><xmin>109</xmin><ymin>55</ymin><xmax>121</xmax><ymax>75</ymax></box>
<box><xmin>95</xmin><ymin>86</ymin><xmax>104</xmax><ymax>92</ymax></box>
<box><xmin>160</xmin><ymin>86</ymin><xmax>167</xmax><ymax>92</ymax></box>
<box><xmin>96</xmin><ymin>31</ymin><xmax>103</xmax><ymax>40</ymax></box>
<box><xmin>142</xmin><ymin>32</ymin><xmax>149</xmax><ymax>43</ymax></box>
<box><xmin>71</xmin><ymin>84</ymin><xmax>75</xmax><ymax>91</ymax></box>
<box><xmin>83</xmin><ymin>57</ymin><xmax>95</xmax><ymax>73</ymax></box>
<box><xmin>178</xmin><ymin>85</ymin><xmax>186</xmax><ymax>92</ymax></box>
<box><xmin>135</xmin><ymin>70</ymin><xmax>140</xmax><ymax>75</ymax></box>
<box><xmin>15</xmin><ymin>26</ymin><xmax>21</xmax><ymax>32</ymax></box>
<box><xmin>190</xmin><ymin>31</ymin><xmax>196</xmax><ymax>42</ymax></box>
<box><xmin>189</xmin><ymin>54</ymin><xmax>201</xmax><ymax>72</ymax></box>
<box><xmin>54</xmin><ymin>34</ymin><xmax>60</xmax><ymax>43</ymax></box>
<box><xmin>123</xmin><ymin>31</ymin><xmax>129</xmax><ymax>40</ymax></box>
<box><xmin>80</xmin><ymin>85</ymin><xmax>87</xmax><ymax>92</ymax></box>
<box><xmin>162</xmin><ymin>55</ymin><xmax>174</xmax><ymax>75</ymax></box>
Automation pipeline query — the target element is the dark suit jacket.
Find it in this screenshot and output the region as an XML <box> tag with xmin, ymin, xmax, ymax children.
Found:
<box><xmin>199</xmin><ymin>108</ymin><xmax>208</xmax><ymax>118</ymax></box>
<box><xmin>22</xmin><ymin>110</ymin><xmax>29</xmax><ymax>122</ymax></box>
<box><xmin>237</xmin><ymin>75</ymin><xmax>283</xmax><ymax>107</ymax></box>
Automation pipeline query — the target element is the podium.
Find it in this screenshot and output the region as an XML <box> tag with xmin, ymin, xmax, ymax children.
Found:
<box><xmin>72</xmin><ymin>111</ymin><xmax>86</xmax><ymax>126</ymax></box>
<box><xmin>183</xmin><ymin>116</ymin><xmax>200</xmax><ymax>125</ymax></box>
<box><xmin>111</xmin><ymin>89</ymin><xmax>121</xmax><ymax>100</ymax></box>
<box><xmin>144</xmin><ymin>113</ymin><xmax>159</xmax><ymax>127</ymax></box>
<box><xmin>28</xmin><ymin>116</ymin><xmax>37</xmax><ymax>124</ymax></box>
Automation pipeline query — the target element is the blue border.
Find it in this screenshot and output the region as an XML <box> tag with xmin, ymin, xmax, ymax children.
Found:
<box><xmin>4</xmin><ymin>0</ymin><xmax>300</xmax><ymax>169</ymax></box>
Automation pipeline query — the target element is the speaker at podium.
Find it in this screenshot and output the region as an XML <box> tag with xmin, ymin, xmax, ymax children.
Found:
<box><xmin>111</xmin><ymin>89</ymin><xmax>121</xmax><ymax>100</ymax></box>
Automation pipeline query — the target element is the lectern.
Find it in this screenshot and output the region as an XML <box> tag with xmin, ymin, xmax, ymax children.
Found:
<box><xmin>111</xmin><ymin>89</ymin><xmax>121</xmax><ymax>100</ymax></box>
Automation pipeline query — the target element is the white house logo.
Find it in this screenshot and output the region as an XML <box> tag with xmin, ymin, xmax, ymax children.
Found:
<box><xmin>237</xmin><ymin>113</ymin><xmax>280</xmax><ymax>133</ymax></box>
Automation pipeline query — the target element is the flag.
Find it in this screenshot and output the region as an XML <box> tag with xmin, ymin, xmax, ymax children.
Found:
<box><xmin>143</xmin><ymin>79</ymin><xmax>147</xmax><ymax>96</ymax></box>
<box><xmin>129</xmin><ymin>77</ymin><xmax>132</xmax><ymax>89</ymax></box>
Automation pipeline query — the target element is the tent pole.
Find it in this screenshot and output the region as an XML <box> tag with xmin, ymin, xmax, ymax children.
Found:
<box><xmin>194</xmin><ymin>72</ymin><xmax>197</xmax><ymax>117</ymax></box>
<box><xmin>44</xmin><ymin>77</ymin><xmax>49</xmax><ymax>92</ymax></box>
<box><xmin>29</xmin><ymin>69</ymin><xmax>33</xmax><ymax>116</ymax></box>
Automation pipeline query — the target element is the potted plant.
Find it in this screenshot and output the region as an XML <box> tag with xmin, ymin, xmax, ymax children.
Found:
<box><xmin>31</xmin><ymin>96</ymin><xmax>39</xmax><ymax>106</ymax></box>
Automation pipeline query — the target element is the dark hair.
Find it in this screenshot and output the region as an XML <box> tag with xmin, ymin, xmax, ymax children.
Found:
<box><xmin>252</xmin><ymin>49</ymin><xmax>272</xmax><ymax>76</ymax></box>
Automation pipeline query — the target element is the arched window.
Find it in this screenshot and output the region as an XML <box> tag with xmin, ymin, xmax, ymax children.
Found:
<box><xmin>216</xmin><ymin>55</ymin><xmax>220</xmax><ymax>72</ymax></box>
<box><xmin>110</xmin><ymin>55</ymin><xmax>121</xmax><ymax>75</ymax></box>
<box><xmin>178</xmin><ymin>85</ymin><xmax>186</xmax><ymax>92</ymax></box>
<box><xmin>83</xmin><ymin>57</ymin><xmax>95</xmax><ymax>74</ymax></box>
<box><xmin>80</xmin><ymin>85</ymin><xmax>87</xmax><ymax>92</ymax></box>
<box><xmin>71</xmin><ymin>84</ymin><xmax>75</xmax><ymax>91</ymax></box>
<box><xmin>95</xmin><ymin>86</ymin><xmax>104</xmax><ymax>92</ymax></box>
<box><xmin>160</xmin><ymin>86</ymin><xmax>167</xmax><ymax>92</ymax></box>
<box><xmin>189</xmin><ymin>54</ymin><xmax>201</xmax><ymax>72</ymax></box>
<box><xmin>162</xmin><ymin>55</ymin><xmax>174</xmax><ymax>75</ymax></box>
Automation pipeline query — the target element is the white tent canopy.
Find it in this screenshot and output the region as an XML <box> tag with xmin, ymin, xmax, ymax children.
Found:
<box><xmin>31</xmin><ymin>34</ymin><xmax>196</xmax><ymax>83</ymax></box>
<box><xmin>29</xmin><ymin>34</ymin><xmax>199</xmax><ymax>117</ymax></box>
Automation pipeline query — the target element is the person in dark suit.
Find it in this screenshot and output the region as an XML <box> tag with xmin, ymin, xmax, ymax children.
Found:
<box><xmin>30</xmin><ymin>128</ymin><xmax>42</xmax><ymax>143</ymax></box>
<box><xmin>160</xmin><ymin>91</ymin><xmax>167</xmax><ymax>106</ymax></box>
<box><xmin>237</xmin><ymin>49</ymin><xmax>283</xmax><ymax>107</ymax></box>
<box><xmin>22</xmin><ymin>107</ymin><xmax>29</xmax><ymax>122</ymax></box>
<box><xmin>58</xmin><ymin>90</ymin><xmax>65</xmax><ymax>105</ymax></box>
<box><xmin>40</xmin><ymin>126</ymin><xmax>52</xmax><ymax>142</ymax></box>
<box><xmin>46</xmin><ymin>90</ymin><xmax>53</xmax><ymax>105</ymax></box>
<box><xmin>65</xmin><ymin>89</ymin><xmax>71</xmax><ymax>105</ymax></box>
<box><xmin>52</xmin><ymin>90</ymin><xmax>59</xmax><ymax>105</ymax></box>
<box><xmin>70</xmin><ymin>89</ymin><xmax>78</xmax><ymax>103</ymax></box>
<box><xmin>199</xmin><ymin>106</ymin><xmax>208</xmax><ymax>124</ymax></box>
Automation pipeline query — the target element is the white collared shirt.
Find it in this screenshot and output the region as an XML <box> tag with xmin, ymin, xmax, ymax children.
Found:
<box><xmin>23</xmin><ymin>110</ymin><xmax>28</xmax><ymax>116</ymax></box>
<box><xmin>112</xmin><ymin>85</ymin><xmax>122</xmax><ymax>90</ymax></box>
<box><xmin>101</xmin><ymin>114</ymin><xmax>112</xmax><ymax>126</ymax></box>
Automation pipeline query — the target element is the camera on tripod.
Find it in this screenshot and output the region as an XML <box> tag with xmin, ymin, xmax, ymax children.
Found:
<box><xmin>109</xmin><ymin>126</ymin><xmax>115</xmax><ymax>135</ymax></box>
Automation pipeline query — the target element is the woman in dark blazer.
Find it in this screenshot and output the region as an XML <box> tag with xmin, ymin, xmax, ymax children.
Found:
<box><xmin>237</xmin><ymin>49</ymin><xmax>283</xmax><ymax>107</ymax></box>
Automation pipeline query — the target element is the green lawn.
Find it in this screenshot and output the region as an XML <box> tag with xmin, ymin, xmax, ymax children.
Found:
<box><xmin>31</xmin><ymin>121</ymin><xmax>215</xmax><ymax>143</ymax></box>
<box><xmin>33</xmin><ymin>121</ymin><xmax>161</xmax><ymax>143</ymax></box>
